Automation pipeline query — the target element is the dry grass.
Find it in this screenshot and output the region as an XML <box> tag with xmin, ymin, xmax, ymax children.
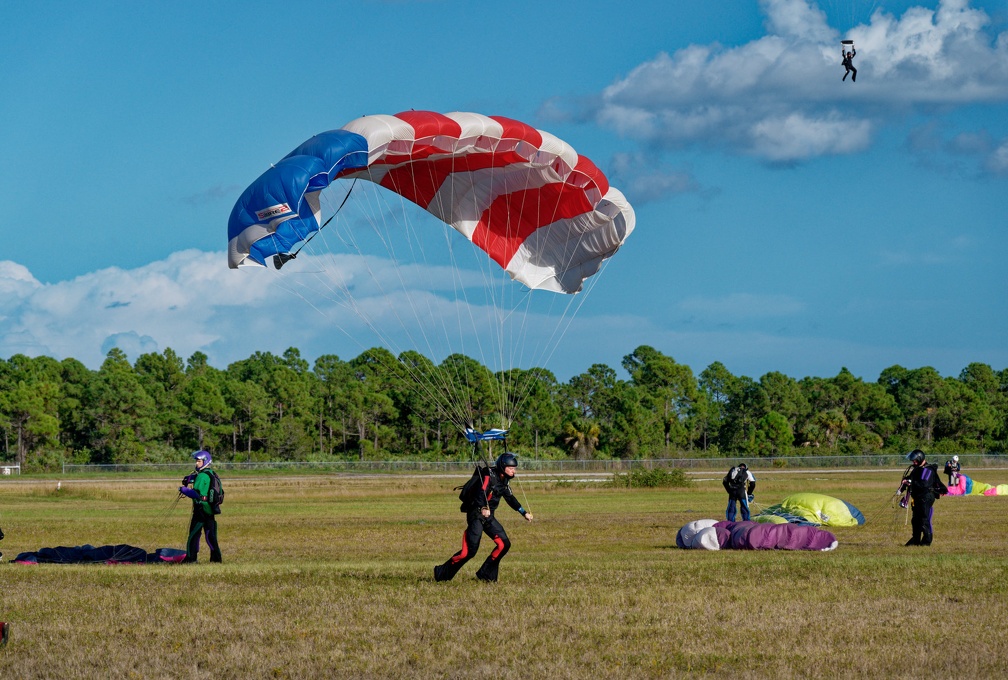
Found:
<box><xmin>1</xmin><ymin>469</ymin><xmax>1006</xmax><ymax>678</ymax></box>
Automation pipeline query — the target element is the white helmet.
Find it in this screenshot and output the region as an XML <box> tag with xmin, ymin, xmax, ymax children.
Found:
<box><xmin>952</xmin><ymin>455</ymin><xmax>959</xmax><ymax>462</ymax></box>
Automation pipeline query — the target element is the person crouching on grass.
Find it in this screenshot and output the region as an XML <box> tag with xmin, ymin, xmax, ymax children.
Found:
<box><xmin>179</xmin><ymin>450</ymin><xmax>222</xmax><ymax>563</ymax></box>
<box><xmin>434</xmin><ymin>452</ymin><xmax>532</xmax><ymax>583</ymax></box>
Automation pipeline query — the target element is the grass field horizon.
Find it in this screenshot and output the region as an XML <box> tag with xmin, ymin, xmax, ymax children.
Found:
<box><xmin>2</xmin><ymin>469</ymin><xmax>1006</xmax><ymax>678</ymax></box>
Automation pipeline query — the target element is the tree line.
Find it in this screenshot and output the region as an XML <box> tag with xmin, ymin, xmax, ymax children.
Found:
<box><xmin>1</xmin><ymin>344</ymin><xmax>1004</xmax><ymax>471</ymax></box>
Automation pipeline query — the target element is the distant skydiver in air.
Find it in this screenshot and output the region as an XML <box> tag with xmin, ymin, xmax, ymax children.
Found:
<box><xmin>842</xmin><ymin>47</ymin><xmax>857</xmax><ymax>82</ymax></box>
<box><xmin>434</xmin><ymin>452</ymin><xmax>532</xmax><ymax>583</ymax></box>
<box><xmin>899</xmin><ymin>450</ymin><xmax>947</xmax><ymax>546</ymax></box>
<box><xmin>723</xmin><ymin>463</ymin><xmax>756</xmax><ymax>521</ymax></box>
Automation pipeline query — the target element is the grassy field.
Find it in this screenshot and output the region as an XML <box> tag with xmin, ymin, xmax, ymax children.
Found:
<box><xmin>1</xmin><ymin>468</ymin><xmax>1006</xmax><ymax>678</ymax></box>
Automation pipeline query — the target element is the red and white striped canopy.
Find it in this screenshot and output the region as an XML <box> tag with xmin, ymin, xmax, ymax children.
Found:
<box><xmin>333</xmin><ymin>111</ymin><xmax>635</xmax><ymax>294</ymax></box>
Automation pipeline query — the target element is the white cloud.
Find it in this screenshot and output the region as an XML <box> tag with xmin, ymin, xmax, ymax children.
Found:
<box><xmin>985</xmin><ymin>137</ymin><xmax>1008</xmax><ymax>173</ymax></box>
<box><xmin>0</xmin><ymin>250</ymin><xmax>598</xmax><ymax>376</ymax></box>
<box><xmin>608</xmin><ymin>152</ymin><xmax>704</xmax><ymax>203</ymax></box>
<box><xmin>591</xmin><ymin>0</ymin><xmax>1008</xmax><ymax>163</ymax></box>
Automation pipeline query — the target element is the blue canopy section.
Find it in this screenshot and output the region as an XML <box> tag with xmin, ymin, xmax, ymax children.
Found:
<box><xmin>842</xmin><ymin>500</ymin><xmax>865</xmax><ymax>525</ymax></box>
<box><xmin>464</xmin><ymin>428</ymin><xmax>509</xmax><ymax>443</ymax></box>
<box><xmin>227</xmin><ymin>130</ymin><xmax>369</xmax><ymax>267</ymax></box>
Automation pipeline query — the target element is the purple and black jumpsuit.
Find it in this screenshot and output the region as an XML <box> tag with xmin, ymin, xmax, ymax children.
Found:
<box><xmin>903</xmin><ymin>463</ymin><xmax>940</xmax><ymax>546</ymax></box>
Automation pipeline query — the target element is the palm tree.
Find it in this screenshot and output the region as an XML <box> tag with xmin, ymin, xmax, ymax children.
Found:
<box><xmin>564</xmin><ymin>420</ymin><xmax>600</xmax><ymax>460</ymax></box>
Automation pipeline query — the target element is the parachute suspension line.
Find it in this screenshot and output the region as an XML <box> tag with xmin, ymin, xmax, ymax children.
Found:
<box><xmin>297</xmin><ymin>181</ymin><xmax>472</xmax><ymax>433</ymax></box>
<box><xmin>343</xmin><ymin>173</ymin><xmax>476</xmax><ymax>432</ymax></box>
<box><xmin>270</xmin><ymin>178</ymin><xmax>359</xmax><ymax>268</ymax></box>
<box><xmin>513</xmin><ymin>468</ymin><xmax>532</xmax><ymax>516</ymax></box>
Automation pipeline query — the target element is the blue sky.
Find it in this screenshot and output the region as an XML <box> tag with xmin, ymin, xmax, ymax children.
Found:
<box><xmin>2</xmin><ymin>0</ymin><xmax>1006</xmax><ymax>383</ymax></box>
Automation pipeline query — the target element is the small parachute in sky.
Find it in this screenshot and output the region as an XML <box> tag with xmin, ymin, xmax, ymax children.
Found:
<box><xmin>756</xmin><ymin>492</ymin><xmax>865</xmax><ymax>527</ymax></box>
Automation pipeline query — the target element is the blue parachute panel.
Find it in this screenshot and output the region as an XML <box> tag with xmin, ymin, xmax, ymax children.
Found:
<box><xmin>227</xmin><ymin>130</ymin><xmax>369</xmax><ymax>267</ymax></box>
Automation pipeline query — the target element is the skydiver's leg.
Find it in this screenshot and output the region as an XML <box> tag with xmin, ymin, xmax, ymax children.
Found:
<box><xmin>726</xmin><ymin>496</ymin><xmax>737</xmax><ymax>522</ymax></box>
<box><xmin>184</xmin><ymin>513</ymin><xmax>203</xmax><ymax>562</ymax></box>
<box><xmin>843</xmin><ymin>68</ymin><xmax>849</xmax><ymax>81</ymax></box>
<box><xmin>908</xmin><ymin>502</ymin><xmax>924</xmax><ymax>545</ymax></box>
<box><xmin>921</xmin><ymin>501</ymin><xmax>934</xmax><ymax>545</ymax></box>
<box><xmin>435</xmin><ymin>512</ymin><xmax>483</xmax><ymax>582</ymax></box>
<box><xmin>475</xmin><ymin>517</ymin><xmax>511</xmax><ymax>583</ymax></box>
<box><xmin>851</xmin><ymin>67</ymin><xmax>857</xmax><ymax>82</ymax></box>
<box><xmin>741</xmin><ymin>495</ymin><xmax>751</xmax><ymax>521</ymax></box>
<box><xmin>204</xmin><ymin>516</ymin><xmax>222</xmax><ymax>563</ymax></box>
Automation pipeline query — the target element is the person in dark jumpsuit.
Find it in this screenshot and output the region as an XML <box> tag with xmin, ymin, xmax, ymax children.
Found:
<box><xmin>842</xmin><ymin>47</ymin><xmax>857</xmax><ymax>82</ymax></box>
<box><xmin>900</xmin><ymin>449</ymin><xmax>946</xmax><ymax>546</ymax></box>
<box><xmin>723</xmin><ymin>462</ymin><xmax>756</xmax><ymax>521</ymax></box>
<box><xmin>179</xmin><ymin>450</ymin><xmax>222</xmax><ymax>563</ymax></box>
<box><xmin>434</xmin><ymin>452</ymin><xmax>532</xmax><ymax>583</ymax></box>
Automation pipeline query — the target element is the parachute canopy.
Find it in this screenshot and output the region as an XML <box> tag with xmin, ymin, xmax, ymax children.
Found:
<box><xmin>677</xmin><ymin>519</ymin><xmax>837</xmax><ymax>551</ymax></box>
<box><xmin>756</xmin><ymin>493</ymin><xmax>865</xmax><ymax>527</ymax></box>
<box><xmin>228</xmin><ymin>110</ymin><xmax>635</xmax><ymax>295</ymax></box>
<box><xmin>13</xmin><ymin>544</ymin><xmax>186</xmax><ymax>565</ymax></box>
<box><xmin>946</xmin><ymin>474</ymin><xmax>1008</xmax><ymax>496</ymax></box>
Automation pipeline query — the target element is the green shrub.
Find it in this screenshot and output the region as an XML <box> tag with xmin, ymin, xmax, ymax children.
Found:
<box><xmin>611</xmin><ymin>466</ymin><xmax>693</xmax><ymax>488</ymax></box>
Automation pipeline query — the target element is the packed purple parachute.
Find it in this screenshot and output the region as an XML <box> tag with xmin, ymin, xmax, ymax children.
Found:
<box><xmin>677</xmin><ymin>519</ymin><xmax>837</xmax><ymax>551</ymax></box>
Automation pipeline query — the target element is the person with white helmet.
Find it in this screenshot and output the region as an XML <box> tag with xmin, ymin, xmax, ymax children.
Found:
<box><xmin>179</xmin><ymin>450</ymin><xmax>223</xmax><ymax>563</ymax></box>
<box><xmin>943</xmin><ymin>455</ymin><xmax>961</xmax><ymax>487</ymax></box>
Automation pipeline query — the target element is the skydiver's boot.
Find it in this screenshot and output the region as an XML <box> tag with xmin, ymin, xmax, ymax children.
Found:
<box><xmin>435</xmin><ymin>559</ymin><xmax>466</xmax><ymax>582</ymax></box>
<box><xmin>905</xmin><ymin>537</ymin><xmax>919</xmax><ymax>546</ymax></box>
<box><xmin>1</xmin><ymin>621</ymin><xmax>9</xmax><ymax>646</ymax></box>
<box><xmin>209</xmin><ymin>550</ymin><xmax>222</xmax><ymax>563</ymax></box>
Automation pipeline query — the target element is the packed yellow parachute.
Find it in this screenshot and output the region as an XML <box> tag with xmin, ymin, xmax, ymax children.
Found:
<box><xmin>755</xmin><ymin>493</ymin><xmax>865</xmax><ymax>527</ymax></box>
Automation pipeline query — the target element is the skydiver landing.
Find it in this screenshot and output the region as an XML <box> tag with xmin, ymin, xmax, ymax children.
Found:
<box><xmin>899</xmin><ymin>450</ymin><xmax>948</xmax><ymax>546</ymax></box>
<box><xmin>434</xmin><ymin>452</ymin><xmax>532</xmax><ymax>583</ymax></box>
<box><xmin>842</xmin><ymin>48</ymin><xmax>857</xmax><ymax>82</ymax></box>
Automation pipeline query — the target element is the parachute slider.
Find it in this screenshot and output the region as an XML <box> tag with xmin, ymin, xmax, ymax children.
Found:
<box><xmin>464</xmin><ymin>428</ymin><xmax>509</xmax><ymax>443</ymax></box>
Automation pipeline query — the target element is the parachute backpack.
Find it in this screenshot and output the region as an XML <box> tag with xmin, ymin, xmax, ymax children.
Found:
<box><xmin>204</xmin><ymin>470</ymin><xmax>225</xmax><ymax>515</ymax></box>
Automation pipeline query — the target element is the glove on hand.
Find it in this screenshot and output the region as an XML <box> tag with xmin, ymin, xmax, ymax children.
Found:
<box><xmin>747</xmin><ymin>494</ymin><xmax>754</xmax><ymax>503</ymax></box>
<box><xmin>182</xmin><ymin>473</ymin><xmax>196</xmax><ymax>486</ymax></box>
<box><xmin>179</xmin><ymin>486</ymin><xmax>198</xmax><ymax>500</ymax></box>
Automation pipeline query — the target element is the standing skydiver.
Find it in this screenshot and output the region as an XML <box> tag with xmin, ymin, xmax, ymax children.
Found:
<box><xmin>899</xmin><ymin>449</ymin><xmax>948</xmax><ymax>546</ymax></box>
<box><xmin>434</xmin><ymin>452</ymin><xmax>532</xmax><ymax>583</ymax></box>
<box><xmin>943</xmin><ymin>455</ymin><xmax>961</xmax><ymax>487</ymax></box>
<box><xmin>179</xmin><ymin>450</ymin><xmax>223</xmax><ymax>563</ymax></box>
<box><xmin>723</xmin><ymin>462</ymin><xmax>756</xmax><ymax>521</ymax></box>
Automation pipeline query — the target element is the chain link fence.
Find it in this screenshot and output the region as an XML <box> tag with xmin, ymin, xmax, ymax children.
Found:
<box><xmin>58</xmin><ymin>453</ymin><xmax>1005</xmax><ymax>475</ymax></box>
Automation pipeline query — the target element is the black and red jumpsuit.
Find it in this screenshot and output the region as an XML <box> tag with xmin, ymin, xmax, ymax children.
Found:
<box><xmin>434</xmin><ymin>465</ymin><xmax>526</xmax><ymax>583</ymax></box>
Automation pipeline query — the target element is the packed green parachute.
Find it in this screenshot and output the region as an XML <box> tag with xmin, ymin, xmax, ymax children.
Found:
<box><xmin>756</xmin><ymin>493</ymin><xmax>865</xmax><ymax>527</ymax></box>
